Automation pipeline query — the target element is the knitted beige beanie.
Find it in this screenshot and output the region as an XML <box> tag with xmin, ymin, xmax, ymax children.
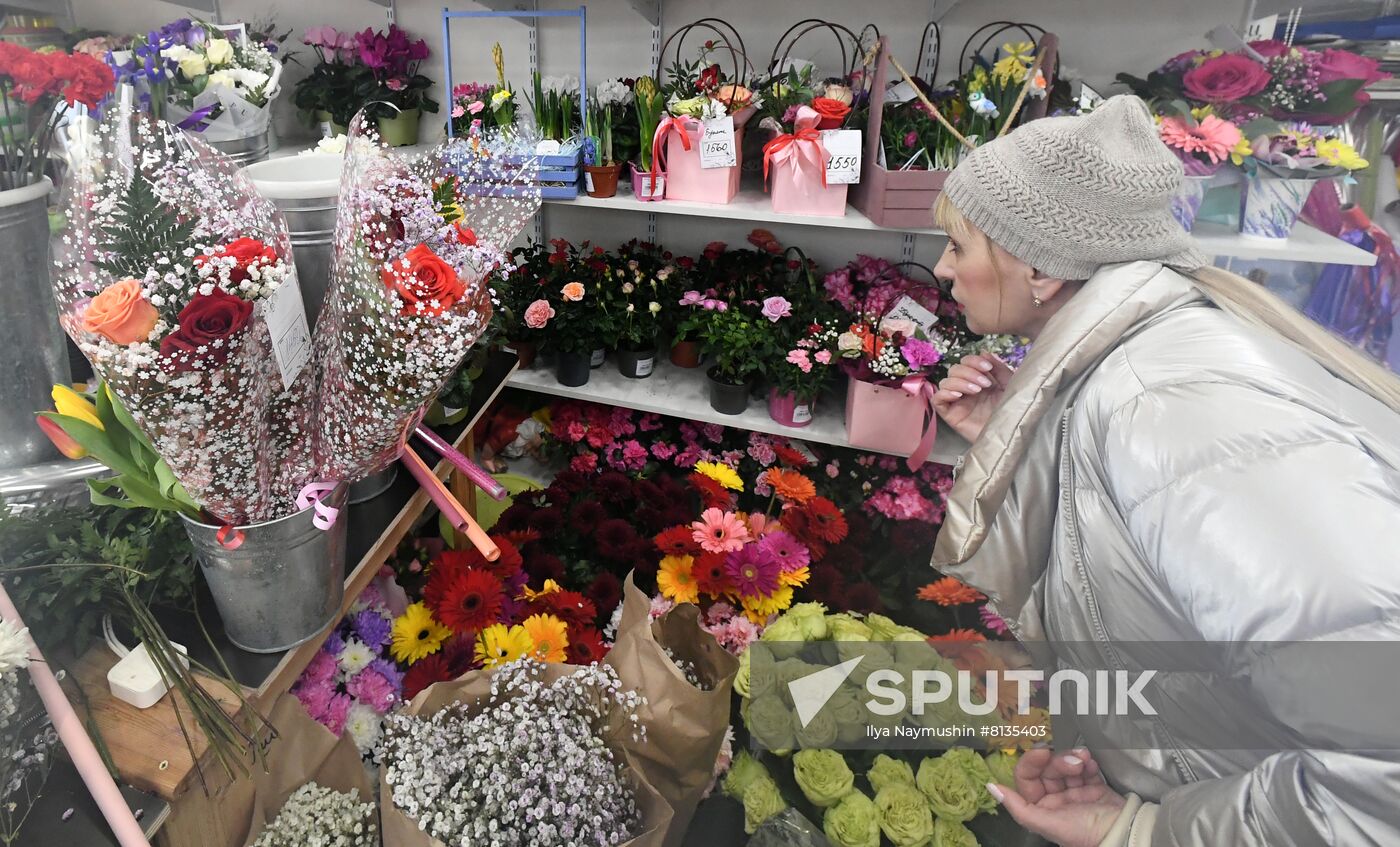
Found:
<box><xmin>942</xmin><ymin>94</ymin><xmax>1208</xmax><ymax>280</ymax></box>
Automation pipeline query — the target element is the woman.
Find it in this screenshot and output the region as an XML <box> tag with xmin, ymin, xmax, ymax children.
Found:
<box><xmin>928</xmin><ymin>95</ymin><xmax>1400</xmax><ymax>846</ymax></box>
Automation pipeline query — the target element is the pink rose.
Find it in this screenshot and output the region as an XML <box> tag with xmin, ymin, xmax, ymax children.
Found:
<box><xmin>1315</xmin><ymin>48</ymin><xmax>1388</xmax><ymax>87</ymax></box>
<box><xmin>468</xmin><ymin>100</ymin><xmax>485</xmax><ymax>114</ymax></box>
<box><xmin>1183</xmin><ymin>54</ymin><xmax>1271</xmax><ymax>103</ymax></box>
<box><xmin>524</xmin><ymin>298</ymin><xmax>555</xmax><ymax>329</ymax></box>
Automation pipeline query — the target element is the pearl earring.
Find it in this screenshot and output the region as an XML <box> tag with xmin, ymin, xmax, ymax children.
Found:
<box><xmin>1032</xmin><ymin>295</ymin><xmax>1043</xmax><ymax>308</ymax></box>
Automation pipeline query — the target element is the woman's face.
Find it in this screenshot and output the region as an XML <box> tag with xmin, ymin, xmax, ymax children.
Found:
<box><xmin>933</xmin><ymin>223</ymin><xmax>1056</xmax><ymax>337</ymax></box>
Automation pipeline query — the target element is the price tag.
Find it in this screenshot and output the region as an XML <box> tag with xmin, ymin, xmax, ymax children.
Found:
<box><xmin>584</xmin><ymin>171</ymin><xmax>595</xmax><ymax>193</ymax></box>
<box><xmin>884</xmin><ymin>295</ymin><xmax>940</xmax><ymax>337</ymax></box>
<box><xmin>699</xmin><ymin>117</ymin><xmax>737</xmax><ymax>169</ymax></box>
<box><xmin>1077</xmin><ymin>83</ymin><xmax>1105</xmax><ymax>114</ymax></box>
<box><xmin>635</xmin><ymin>355</ymin><xmax>655</xmax><ymax>378</ymax></box>
<box><xmin>264</xmin><ymin>275</ymin><xmax>312</xmax><ymax>389</ymax></box>
<box><xmin>1243</xmin><ymin>14</ymin><xmax>1278</xmax><ymax>42</ymax></box>
<box><xmin>791</xmin><ymin>403</ymin><xmax>813</xmax><ymax>424</ymax></box>
<box><xmin>820</xmin><ymin>129</ymin><xmax>862</xmax><ymax>185</ymax></box>
<box><xmin>885</xmin><ymin>81</ymin><xmax>918</xmax><ymax>104</ymax></box>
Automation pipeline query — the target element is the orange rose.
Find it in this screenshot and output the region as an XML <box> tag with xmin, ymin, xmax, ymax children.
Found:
<box><xmin>380</xmin><ymin>243</ymin><xmax>466</xmax><ymax>316</ymax></box>
<box><xmin>561</xmin><ymin>282</ymin><xmax>585</xmax><ymax>302</ymax></box>
<box><xmin>715</xmin><ymin>83</ymin><xmax>753</xmax><ymax>111</ymax></box>
<box><xmin>810</xmin><ymin>96</ymin><xmax>851</xmax><ymax>130</ymax></box>
<box><xmin>81</xmin><ymin>278</ymin><xmax>159</xmax><ymax>345</ymax></box>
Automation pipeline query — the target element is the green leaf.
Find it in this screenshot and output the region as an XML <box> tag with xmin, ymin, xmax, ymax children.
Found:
<box><xmin>88</xmin><ymin>475</ymin><xmax>181</xmax><ymax>513</ymax></box>
<box><xmin>93</xmin><ymin>170</ymin><xmax>198</xmax><ymax>280</ymax></box>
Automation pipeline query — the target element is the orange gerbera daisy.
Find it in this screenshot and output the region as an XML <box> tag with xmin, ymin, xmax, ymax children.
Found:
<box><xmin>763</xmin><ymin>468</ymin><xmax>816</xmax><ymax>504</ymax></box>
<box><xmin>917</xmin><ymin>576</ymin><xmax>986</xmax><ymax>606</ymax></box>
<box><xmin>927</xmin><ymin>628</ymin><xmax>988</xmax><ymax>644</ymax></box>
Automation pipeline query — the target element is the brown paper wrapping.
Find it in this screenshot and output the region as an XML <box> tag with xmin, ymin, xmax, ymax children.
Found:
<box><xmin>604</xmin><ymin>574</ymin><xmax>741</xmax><ymax>847</ymax></box>
<box><xmin>379</xmin><ymin>661</ymin><xmax>674</xmax><ymax>847</ymax></box>
<box><xmin>241</xmin><ymin>694</ymin><xmax>376</xmax><ymax>847</ymax></box>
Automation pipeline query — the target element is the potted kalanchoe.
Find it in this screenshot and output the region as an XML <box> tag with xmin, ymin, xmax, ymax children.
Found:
<box><xmin>353</xmin><ymin>24</ymin><xmax>437</xmax><ymax>146</ymax></box>
<box><xmin>584</xmin><ymin>78</ymin><xmax>633</xmax><ymax>198</ymax></box>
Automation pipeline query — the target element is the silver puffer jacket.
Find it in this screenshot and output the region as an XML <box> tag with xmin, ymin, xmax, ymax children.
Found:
<box><xmin>931</xmin><ymin>261</ymin><xmax>1400</xmax><ymax>845</ymax></box>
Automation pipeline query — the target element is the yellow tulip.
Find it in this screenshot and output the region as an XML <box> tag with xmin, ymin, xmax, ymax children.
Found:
<box><xmin>52</xmin><ymin>384</ymin><xmax>102</xmax><ymax>430</ymax></box>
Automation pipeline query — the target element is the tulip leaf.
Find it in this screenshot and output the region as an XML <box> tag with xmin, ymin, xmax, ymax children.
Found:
<box><xmin>38</xmin><ymin>412</ymin><xmax>142</xmax><ymax>480</ymax></box>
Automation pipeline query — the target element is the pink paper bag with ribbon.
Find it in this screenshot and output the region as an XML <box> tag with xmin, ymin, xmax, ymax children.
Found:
<box><xmin>763</xmin><ymin>105</ymin><xmax>847</xmax><ymax>217</ymax></box>
<box><xmin>844</xmin><ymin>377</ymin><xmax>939</xmax><ymax>468</ymax></box>
<box><xmin>652</xmin><ymin>115</ymin><xmax>742</xmax><ymax>205</ymax></box>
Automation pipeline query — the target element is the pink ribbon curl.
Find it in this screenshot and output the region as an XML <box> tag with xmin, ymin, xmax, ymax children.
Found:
<box><xmin>762</xmin><ymin>105</ymin><xmax>828</xmax><ymax>192</ymax></box>
<box><xmin>900</xmin><ymin>375</ymin><xmax>939</xmax><ymax>471</ymax></box>
<box><xmin>650</xmin><ymin>115</ymin><xmax>698</xmax><ymax>181</ymax></box>
<box><xmin>296</xmin><ymin>481</ymin><xmax>342</xmax><ymax>531</ymax></box>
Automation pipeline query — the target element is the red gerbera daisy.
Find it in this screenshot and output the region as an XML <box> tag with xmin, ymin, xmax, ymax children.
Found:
<box><xmin>498</xmin><ymin>528</ymin><xmax>542</xmax><ymax>548</ymax></box>
<box><xmin>655</xmin><ymin>526</ymin><xmax>702</xmax><ymax>557</ymax></box>
<box><xmin>567</xmin><ymin>626</ymin><xmax>610</xmax><ymax>664</ymax></box>
<box><xmin>772</xmin><ymin>442</ymin><xmax>811</xmax><ymax>468</ymax></box>
<box><xmin>532</xmin><ymin>589</ymin><xmax>597</xmax><ymax>629</ymax></box>
<box><xmin>688</xmin><ymin>471</ymin><xmax>732</xmax><ymax>510</ymax></box>
<box><xmin>778</xmin><ymin>507</ymin><xmax>828</xmax><ymax>561</ymax></box>
<box><xmin>802</xmin><ymin>497</ymin><xmax>849</xmax><ymax>544</ymax></box>
<box><xmin>403</xmin><ymin>653</ymin><xmax>455</xmax><ymax>699</ymax></box>
<box><xmin>433</xmin><ymin>567</ymin><xmax>506</xmax><ymax>635</ymax></box>
<box><xmin>692</xmin><ymin>552</ymin><xmax>731</xmax><ymax>598</ymax></box>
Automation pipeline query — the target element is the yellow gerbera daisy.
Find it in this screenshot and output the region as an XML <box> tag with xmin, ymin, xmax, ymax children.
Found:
<box><xmin>520</xmin><ymin>614</ymin><xmax>569</xmax><ymax>663</ymax></box>
<box><xmin>521</xmin><ymin>579</ymin><xmax>563</xmax><ymax>601</ymax></box>
<box><xmin>695</xmin><ymin>460</ymin><xmax>744</xmax><ymax>492</ymax></box>
<box><xmin>778</xmin><ymin>565</ymin><xmax>810</xmax><ymax>588</ymax></box>
<box><xmin>475</xmin><ymin>623</ymin><xmax>534</xmax><ymax>668</ymax></box>
<box><xmin>657</xmin><ymin>555</ymin><xmax>699</xmax><ymax>604</ymax></box>
<box><xmin>391</xmin><ymin>602</ymin><xmax>452</xmax><ymax>665</ymax></box>
<box><xmin>741</xmin><ymin>586</ymin><xmax>794</xmax><ymax>623</ymax></box>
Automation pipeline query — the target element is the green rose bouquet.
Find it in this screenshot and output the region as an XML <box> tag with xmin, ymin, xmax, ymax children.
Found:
<box><xmin>875</xmin><ymin>784</ymin><xmax>935</xmax><ymax>847</ymax></box>
<box><xmin>823</xmin><ymin>789</ymin><xmax>880</xmax><ymax>847</ymax></box>
<box><xmin>792</xmin><ymin>749</ymin><xmax>855</xmax><ymax>808</ymax></box>
<box><xmin>916</xmin><ymin>755</ymin><xmax>979</xmax><ymax>823</ymax></box>
<box><xmin>744</xmin><ymin>774</ymin><xmax>790</xmax><ymax>835</ymax></box>
<box><xmin>867</xmin><ymin>754</ymin><xmax>917</xmax><ymax>795</ymax></box>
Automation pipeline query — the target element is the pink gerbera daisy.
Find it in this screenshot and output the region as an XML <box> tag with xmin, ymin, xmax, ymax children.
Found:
<box><xmin>758</xmin><ymin>530</ymin><xmax>811</xmax><ymax>573</ymax></box>
<box><xmin>691</xmin><ymin>508</ymin><xmax>751</xmax><ymax>554</ymax></box>
<box><xmin>979</xmin><ymin>604</ymin><xmax>1011</xmax><ymax>636</ymax></box>
<box><xmin>1158</xmin><ymin>115</ymin><xmax>1242</xmax><ymax>165</ymax></box>
<box><xmin>725</xmin><ymin>545</ymin><xmax>781</xmax><ymax>596</ymax></box>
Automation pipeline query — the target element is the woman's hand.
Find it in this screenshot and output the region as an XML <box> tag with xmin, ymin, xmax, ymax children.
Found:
<box><xmin>988</xmin><ymin>747</ymin><xmax>1128</xmax><ymax>847</ymax></box>
<box><xmin>932</xmin><ymin>353</ymin><xmax>1014</xmax><ymax>443</ymax></box>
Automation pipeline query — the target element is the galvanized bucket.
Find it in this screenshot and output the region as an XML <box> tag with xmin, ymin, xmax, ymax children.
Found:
<box><xmin>349</xmin><ymin>466</ymin><xmax>397</xmax><ymax>504</ymax></box>
<box><xmin>181</xmin><ymin>484</ymin><xmax>349</xmax><ymax>653</ymax></box>
<box><xmin>241</xmin><ymin>153</ymin><xmax>341</xmax><ymax>327</ymax></box>
<box><xmin>208</xmin><ymin>131</ymin><xmax>270</xmax><ymax>167</ymax></box>
<box><xmin>0</xmin><ymin>177</ymin><xmax>67</xmax><ymax>469</ymax></box>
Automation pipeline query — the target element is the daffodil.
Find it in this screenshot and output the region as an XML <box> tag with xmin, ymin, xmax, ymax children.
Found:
<box><xmin>695</xmin><ymin>460</ymin><xmax>744</xmax><ymax>492</ymax></box>
<box><xmin>992</xmin><ymin>56</ymin><xmax>1028</xmax><ymax>85</ymax></box>
<box><xmin>491</xmin><ymin>88</ymin><xmax>513</xmax><ymax>108</ymax></box>
<box><xmin>52</xmin><ymin>384</ymin><xmax>102</xmax><ymax>430</ymax></box>
<box><xmin>475</xmin><ymin>623</ymin><xmax>533</xmax><ymax>668</ymax></box>
<box><xmin>391</xmin><ymin>602</ymin><xmax>451</xmax><ymax>665</ymax></box>
<box><xmin>1002</xmin><ymin>41</ymin><xmax>1035</xmax><ymax>65</ymax></box>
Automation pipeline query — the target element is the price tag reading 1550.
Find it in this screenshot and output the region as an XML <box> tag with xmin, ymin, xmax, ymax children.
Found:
<box><xmin>820</xmin><ymin>129</ymin><xmax>862</xmax><ymax>185</ymax></box>
<box><xmin>699</xmin><ymin>117</ymin><xmax>737</xmax><ymax>168</ymax></box>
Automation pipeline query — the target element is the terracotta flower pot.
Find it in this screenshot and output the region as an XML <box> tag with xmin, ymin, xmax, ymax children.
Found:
<box><xmin>669</xmin><ymin>339</ymin><xmax>702</xmax><ymax>369</ymax></box>
<box><xmin>584</xmin><ymin>163</ymin><xmax>622</xmax><ymax>198</ymax></box>
<box><xmin>508</xmin><ymin>339</ymin><xmax>537</xmax><ymax>369</ymax></box>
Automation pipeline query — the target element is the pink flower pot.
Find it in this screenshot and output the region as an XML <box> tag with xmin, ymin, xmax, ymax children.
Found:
<box><xmin>767</xmin><ymin>388</ymin><xmax>814</xmax><ymax>428</ymax></box>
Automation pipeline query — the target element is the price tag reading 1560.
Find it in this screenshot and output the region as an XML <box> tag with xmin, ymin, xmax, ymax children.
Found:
<box><xmin>699</xmin><ymin>117</ymin><xmax>737</xmax><ymax>169</ymax></box>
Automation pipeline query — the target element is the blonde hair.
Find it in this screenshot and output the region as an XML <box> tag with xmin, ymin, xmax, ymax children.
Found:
<box><xmin>934</xmin><ymin>194</ymin><xmax>1400</xmax><ymax>413</ymax></box>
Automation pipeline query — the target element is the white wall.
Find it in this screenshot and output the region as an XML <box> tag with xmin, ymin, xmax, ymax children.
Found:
<box><xmin>66</xmin><ymin>0</ymin><xmax>1249</xmax><ymax>266</ymax></box>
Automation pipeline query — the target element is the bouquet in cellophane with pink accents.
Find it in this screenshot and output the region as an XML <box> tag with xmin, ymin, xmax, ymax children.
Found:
<box><xmin>50</xmin><ymin>106</ymin><xmax>315</xmax><ymax>525</ymax></box>
<box><xmin>307</xmin><ymin>115</ymin><xmax>540</xmax><ymax>533</ymax></box>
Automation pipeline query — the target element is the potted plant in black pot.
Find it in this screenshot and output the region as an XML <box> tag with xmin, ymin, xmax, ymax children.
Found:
<box><xmin>698</xmin><ymin>306</ymin><xmax>773</xmax><ymax>415</ymax></box>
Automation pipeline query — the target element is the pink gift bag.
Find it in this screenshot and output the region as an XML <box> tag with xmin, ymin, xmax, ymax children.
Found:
<box><xmin>844</xmin><ymin>378</ymin><xmax>927</xmax><ymax>455</ymax></box>
<box><xmin>764</xmin><ymin>106</ymin><xmax>848</xmax><ymax>217</ymax></box>
<box><xmin>652</xmin><ymin>116</ymin><xmax>743</xmax><ymax>205</ymax></box>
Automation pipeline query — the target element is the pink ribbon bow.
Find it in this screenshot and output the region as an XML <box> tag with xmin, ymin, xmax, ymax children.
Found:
<box><xmin>900</xmin><ymin>376</ymin><xmax>938</xmax><ymax>471</ymax></box>
<box><xmin>296</xmin><ymin>481</ymin><xmax>342</xmax><ymax>531</ymax></box>
<box><xmin>651</xmin><ymin>115</ymin><xmax>698</xmax><ymax>181</ymax></box>
<box><xmin>762</xmin><ymin>105</ymin><xmax>828</xmax><ymax>191</ymax></box>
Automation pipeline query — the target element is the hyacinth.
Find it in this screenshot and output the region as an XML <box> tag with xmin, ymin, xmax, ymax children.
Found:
<box><xmin>381</xmin><ymin>659</ymin><xmax>646</xmax><ymax>846</ymax></box>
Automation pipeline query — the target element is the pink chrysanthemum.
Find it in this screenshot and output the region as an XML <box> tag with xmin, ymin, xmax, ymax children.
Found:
<box><xmin>347</xmin><ymin>667</ymin><xmax>399</xmax><ymax>714</ymax></box>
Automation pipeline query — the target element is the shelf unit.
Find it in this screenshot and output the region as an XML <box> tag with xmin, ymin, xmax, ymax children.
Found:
<box><xmin>506</xmin><ymin>357</ymin><xmax>970</xmax><ymax>467</ymax></box>
<box><xmin>58</xmin><ymin>352</ymin><xmax>519</xmax><ymax>847</ymax></box>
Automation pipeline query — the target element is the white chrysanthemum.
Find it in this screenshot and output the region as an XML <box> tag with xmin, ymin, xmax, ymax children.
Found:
<box><xmin>344</xmin><ymin>704</ymin><xmax>382</xmax><ymax>753</ymax></box>
<box><xmin>0</xmin><ymin>620</ymin><xmax>31</xmax><ymax>675</ymax></box>
<box><xmin>336</xmin><ymin>638</ymin><xmax>373</xmax><ymax>676</ymax></box>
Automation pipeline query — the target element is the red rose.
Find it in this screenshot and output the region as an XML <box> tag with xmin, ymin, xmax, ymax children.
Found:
<box><xmin>702</xmin><ymin>241</ymin><xmax>726</xmax><ymax>261</ymax></box>
<box><xmin>810</xmin><ymin>96</ymin><xmax>852</xmax><ymax>130</ymax></box>
<box><xmin>159</xmin><ymin>289</ymin><xmax>254</xmax><ymax>372</ymax></box>
<box><xmin>697</xmin><ymin>64</ymin><xmax>720</xmax><ymax>93</ymax></box>
<box><xmin>1316</xmin><ymin>48</ymin><xmax>1388</xmax><ymax>87</ymax></box>
<box><xmin>197</xmin><ymin>237</ymin><xmax>278</xmax><ymax>284</ymax></box>
<box><xmin>1183</xmin><ymin>54</ymin><xmax>1271</xmax><ymax>103</ymax></box>
<box><xmin>380</xmin><ymin>243</ymin><xmax>467</xmax><ymax>316</ymax></box>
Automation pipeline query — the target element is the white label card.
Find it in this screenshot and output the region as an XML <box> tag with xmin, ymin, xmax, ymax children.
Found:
<box><xmin>1243</xmin><ymin>14</ymin><xmax>1279</xmax><ymax>42</ymax></box>
<box><xmin>885</xmin><ymin>81</ymin><xmax>918</xmax><ymax>104</ymax></box>
<box><xmin>1078</xmin><ymin>83</ymin><xmax>1105</xmax><ymax>113</ymax></box>
<box><xmin>699</xmin><ymin>117</ymin><xmax>737</xmax><ymax>169</ymax></box>
<box><xmin>884</xmin><ymin>295</ymin><xmax>940</xmax><ymax>338</ymax></box>
<box><xmin>791</xmin><ymin>403</ymin><xmax>813</xmax><ymax>424</ymax></box>
<box><xmin>265</xmin><ymin>276</ymin><xmax>312</xmax><ymax>389</ymax></box>
<box><xmin>584</xmin><ymin>171</ymin><xmax>595</xmax><ymax>192</ymax></box>
<box><xmin>820</xmin><ymin>129</ymin><xmax>862</xmax><ymax>185</ymax></box>
<box><xmin>635</xmin><ymin>356</ymin><xmax>654</xmax><ymax>377</ymax></box>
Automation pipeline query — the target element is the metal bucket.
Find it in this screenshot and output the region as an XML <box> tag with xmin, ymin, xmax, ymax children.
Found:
<box><xmin>0</xmin><ymin>177</ymin><xmax>67</xmax><ymax>470</ymax></box>
<box><xmin>208</xmin><ymin>131</ymin><xmax>271</xmax><ymax>167</ymax></box>
<box><xmin>241</xmin><ymin>154</ymin><xmax>341</xmax><ymax>327</ymax></box>
<box><xmin>349</xmin><ymin>466</ymin><xmax>397</xmax><ymax>504</ymax></box>
<box><xmin>181</xmin><ymin>484</ymin><xmax>349</xmax><ymax>653</ymax></box>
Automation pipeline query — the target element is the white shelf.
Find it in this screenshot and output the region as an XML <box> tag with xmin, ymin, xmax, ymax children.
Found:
<box><xmin>544</xmin><ymin>188</ymin><xmax>946</xmax><ymax>236</ymax></box>
<box><xmin>505</xmin><ymin>357</ymin><xmax>969</xmax><ymax>467</ymax></box>
<box><xmin>1192</xmin><ymin>220</ymin><xmax>1377</xmax><ymax>267</ymax></box>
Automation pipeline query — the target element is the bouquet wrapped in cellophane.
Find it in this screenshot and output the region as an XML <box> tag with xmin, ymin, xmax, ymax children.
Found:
<box><xmin>51</xmin><ymin>107</ymin><xmax>314</xmax><ymax>525</ymax></box>
<box><xmin>309</xmin><ymin>114</ymin><xmax>541</xmax><ymax>485</ymax></box>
